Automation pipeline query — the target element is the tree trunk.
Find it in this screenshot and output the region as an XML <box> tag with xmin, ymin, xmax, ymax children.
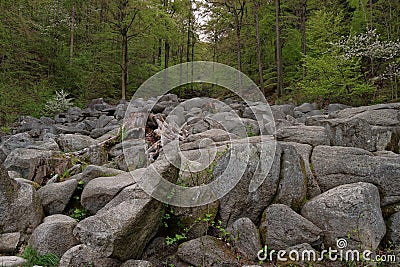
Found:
<box><xmin>165</xmin><ymin>41</ymin><xmax>170</xmax><ymax>69</ymax></box>
<box><xmin>191</xmin><ymin>22</ymin><xmax>195</xmax><ymax>90</ymax></box>
<box><xmin>158</xmin><ymin>39</ymin><xmax>162</xmax><ymax>67</ymax></box>
<box><xmin>179</xmin><ymin>45</ymin><xmax>183</xmax><ymax>97</ymax></box>
<box><xmin>69</xmin><ymin>4</ymin><xmax>75</xmax><ymax>64</ymax></box>
<box><xmin>187</xmin><ymin>15</ymin><xmax>191</xmax><ymax>63</ymax></box>
<box><xmin>275</xmin><ymin>0</ymin><xmax>283</xmax><ymax>97</ymax></box>
<box><xmin>300</xmin><ymin>0</ymin><xmax>307</xmax><ymax>79</ymax></box>
<box><xmin>369</xmin><ymin>0</ymin><xmax>373</xmax><ymax>26</ymax></box>
<box><xmin>236</xmin><ymin>24</ymin><xmax>242</xmax><ymax>73</ymax></box>
<box><xmin>121</xmin><ymin>34</ymin><xmax>128</xmax><ymax>100</ymax></box>
<box><xmin>253</xmin><ymin>0</ymin><xmax>265</xmax><ymax>95</ymax></box>
<box><xmin>100</xmin><ymin>0</ymin><xmax>106</xmax><ymax>23</ymax></box>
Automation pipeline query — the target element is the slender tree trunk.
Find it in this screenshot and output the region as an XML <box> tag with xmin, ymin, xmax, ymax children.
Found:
<box><xmin>275</xmin><ymin>0</ymin><xmax>283</xmax><ymax>97</ymax></box>
<box><xmin>191</xmin><ymin>21</ymin><xmax>195</xmax><ymax>90</ymax></box>
<box><xmin>369</xmin><ymin>0</ymin><xmax>373</xmax><ymax>26</ymax></box>
<box><xmin>179</xmin><ymin>45</ymin><xmax>183</xmax><ymax>97</ymax></box>
<box><xmin>165</xmin><ymin>42</ymin><xmax>170</xmax><ymax>69</ymax></box>
<box><xmin>69</xmin><ymin>4</ymin><xmax>75</xmax><ymax>64</ymax></box>
<box><xmin>300</xmin><ymin>0</ymin><xmax>307</xmax><ymax>79</ymax></box>
<box><xmin>158</xmin><ymin>39</ymin><xmax>162</xmax><ymax>67</ymax></box>
<box><xmin>100</xmin><ymin>0</ymin><xmax>106</xmax><ymax>23</ymax></box>
<box><xmin>253</xmin><ymin>0</ymin><xmax>265</xmax><ymax>95</ymax></box>
<box><xmin>236</xmin><ymin>24</ymin><xmax>242</xmax><ymax>73</ymax></box>
<box><xmin>191</xmin><ymin>31</ymin><xmax>195</xmax><ymax>63</ymax></box>
<box><xmin>121</xmin><ymin>34</ymin><xmax>128</xmax><ymax>100</ymax></box>
<box><xmin>187</xmin><ymin>15</ymin><xmax>191</xmax><ymax>63</ymax></box>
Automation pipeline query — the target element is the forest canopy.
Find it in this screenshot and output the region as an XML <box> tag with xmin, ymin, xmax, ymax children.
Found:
<box><xmin>0</xmin><ymin>0</ymin><xmax>399</xmax><ymax>125</ymax></box>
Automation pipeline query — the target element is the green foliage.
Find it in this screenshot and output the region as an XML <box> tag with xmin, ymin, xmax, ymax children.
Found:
<box><xmin>165</xmin><ymin>233</ymin><xmax>187</xmax><ymax>246</ymax></box>
<box><xmin>300</xmin><ymin>53</ymin><xmax>374</xmax><ymax>104</ymax></box>
<box><xmin>21</xmin><ymin>246</ymin><xmax>59</xmax><ymax>267</ymax></box>
<box><xmin>164</xmin><ymin>212</ymin><xmax>230</xmax><ymax>246</ymax></box>
<box><xmin>70</xmin><ymin>207</ymin><xmax>89</xmax><ymax>222</ymax></box>
<box><xmin>307</xmin><ymin>9</ymin><xmax>347</xmax><ymax>55</ymax></box>
<box><xmin>0</xmin><ymin>0</ymin><xmax>399</xmax><ymax>113</ymax></box>
<box><xmin>0</xmin><ymin>126</ymin><xmax>11</xmax><ymax>134</ymax></box>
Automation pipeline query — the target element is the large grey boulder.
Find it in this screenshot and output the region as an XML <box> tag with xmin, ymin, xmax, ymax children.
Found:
<box><xmin>0</xmin><ymin>232</ymin><xmax>20</xmax><ymax>253</ymax></box>
<box><xmin>74</xmin><ymin>162</ymin><xmax>178</xmax><ymax>261</ymax></box>
<box><xmin>308</xmin><ymin>104</ymin><xmax>400</xmax><ymax>152</ymax></box>
<box><xmin>273</xmin><ymin>104</ymin><xmax>295</xmax><ymax>117</ymax></box>
<box><xmin>218</xmin><ymin>139</ymin><xmax>281</xmax><ymax>227</ymax></box>
<box><xmin>295</xmin><ymin>103</ymin><xmax>316</xmax><ymax>114</ymax></box>
<box><xmin>276</xmin><ymin>125</ymin><xmax>330</xmax><ymax>146</ymax></box>
<box><xmin>29</xmin><ymin>214</ymin><xmax>80</xmax><ymax>257</ymax></box>
<box><xmin>284</xmin><ymin>142</ymin><xmax>321</xmax><ymax>199</ymax></box>
<box><xmin>388</xmin><ymin>212</ymin><xmax>400</xmax><ymax>248</ymax></box>
<box><xmin>354</xmin><ymin>108</ymin><xmax>399</xmax><ymax>126</ymax></box>
<box><xmin>0</xmin><ymin>256</ymin><xmax>27</xmax><ymax>267</ymax></box>
<box><xmin>275</xmin><ymin>143</ymin><xmax>308</xmax><ymax>211</ymax></box>
<box><xmin>56</xmin><ymin>134</ymin><xmax>96</xmax><ymax>152</ymax></box>
<box><xmin>91</xmin><ymin>125</ymin><xmax>119</xmax><ymax>139</ymax></box>
<box><xmin>115</xmin><ymin>140</ymin><xmax>147</xmax><ymax>171</ymax></box>
<box><xmin>301</xmin><ymin>182</ymin><xmax>386</xmax><ymax>251</ymax></box>
<box><xmin>371</xmin><ymin>125</ymin><xmax>400</xmax><ymax>153</ymax></box>
<box><xmin>3</xmin><ymin>148</ymin><xmax>57</xmax><ymax>179</ymax></box>
<box><xmin>259</xmin><ymin>204</ymin><xmax>322</xmax><ymax>250</ymax></box>
<box><xmin>74</xmin><ymin>185</ymin><xmax>163</xmax><ymax>261</ymax></box>
<box><xmin>59</xmin><ymin>244</ymin><xmax>120</xmax><ymax>267</ymax></box>
<box><xmin>78</xmin><ymin>165</ymin><xmax>125</xmax><ymax>185</ymax></box>
<box><xmin>50</xmin><ymin>125</ymin><xmax>88</xmax><ymax>136</ymax></box>
<box><xmin>26</xmin><ymin>139</ymin><xmax>60</xmax><ymax>151</ymax></box>
<box><xmin>312</xmin><ymin>145</ymin><xmax>400</xmax><ymax>206</ymax></box>
<box><xmin>310</xmin><ymin>117</ymin><xmax>377</xmax><ymax>151</ymax></box>
<box><xmin>0</xmin><ymin>133</ymin><xmax>34</xmax><ymax>161</ymax></box>
<box><xmin>121</xmin><ymin>260</ymin><xmax>154</xmax><ymax>267</ymax></box>
<box><xmin>0</xmin><ymin>165</ymin><xmax>44</xmax><ymax>235</ymax></box>
<box><xmin>177</xmin><ymin>236</ymin><xmax>237</xmax><ymax>267</ymax></box>
<box><xmin>81</xmin><ymin>172</ymin><xmax>137</xmax><ymax>214</ymax></box>
<box><xmin>328</xmin><ymin>103</ymin><xmax>400</xmax><ymax>126</ymax></box>
<box><xmin>38</xmin><ymin>179</ymin><xmax>78</xmax><ymax>215</ymax></box>
<box><xmin>228</xmin><ymin>218</ymin><xmax>262</xmax><ymax>260</ymax></box>
<box><xmin>328</xmin><ymin>103</ymin><xmax>350</xmax><ymax>114</ymax></box>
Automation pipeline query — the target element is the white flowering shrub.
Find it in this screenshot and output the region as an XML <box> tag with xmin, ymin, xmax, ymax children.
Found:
<box><xmin>330</xmin><ymin>28</ymin><xmax>400</xmax><ymax>100</ymax></box>
<box><xmin>332</xmin><ymin>28</ymin><xmax>400</xmax><ymax>60</ymax></box>
<box><xmin>44</xmin><ymin>90</ymin><xmax>74</xmax><ymax>115</ymax></box>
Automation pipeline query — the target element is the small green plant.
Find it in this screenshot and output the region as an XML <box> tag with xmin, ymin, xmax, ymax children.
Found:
<box><xmin>21</xmin><ymin>246</ymin><xmax>59</xmax><ymax>267</ymax></box>
<box><xmin>246</xmin><ymin>125</ymin><xmax>258</xmax><ymax>137</ymax></box>
<box><xmin>0</xmin><ymin>126</ymin><xmax>11</xmax><ymax>134</ymax></box>
<box><xmin>70</xmin><ymin>207</ymin><xmax>89</xmax><ymax>221</ymax></box>
<box><xmin>214</xmin><ymin>220</ymin><xmax>231</xmax><ymax>241</ymax></box>
<box><xmin>161</xmin><ymin>209</ymin><xmax>172</xmax><ymax>228</ymax></box>
<box><xmin>165</xmin><ymin>213</ymin><xmax>231</xmax><ymax>246</ymax></box>
<box><xmin>73</xmin><ymin>180</ymin><xmax>85</xmax><ymax>201</ymax></box>
<box><xmin>166</xmin><ymin>233</ymin><xmax>187</xmax><ymax>245</ymax></box>
<box><xmin>61</xmin><ymin>169</ymin><xmax>71</xmax><ymax>181</ymax></box>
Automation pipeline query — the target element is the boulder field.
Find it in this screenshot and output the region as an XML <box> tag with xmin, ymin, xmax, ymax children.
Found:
<box><xmin>0</xmin><ymin>95</ymin><xmax>399</xmax><ymax>266</ymax></box>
